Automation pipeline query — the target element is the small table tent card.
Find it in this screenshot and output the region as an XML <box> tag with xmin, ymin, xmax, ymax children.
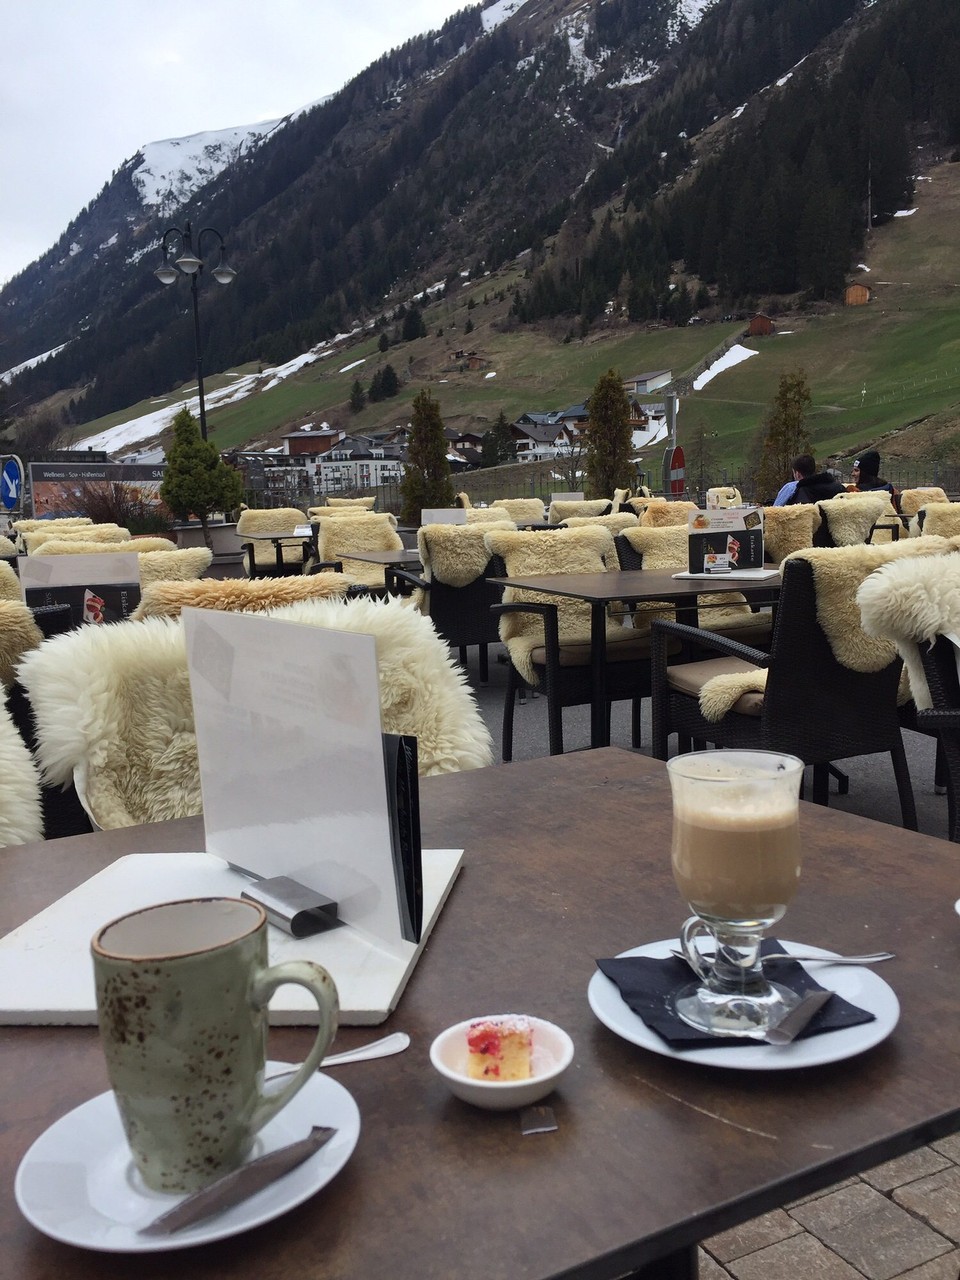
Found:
<box><xmin>686</xmin><ymin>507</ymin><xmax>765</xmax><ymax>574</ymax></box>
<box><xmin>18</xmin><ymin>552</ymin><xmax>141</xmax><ymax>624</ymax></box>
<box><xmin>420</xmin><ymin>508</ymin><xmax>466</xmax><ymax>524</ymax></box>
<box><xmin>0</xmin><ymin>609</ymin><xmax>461</xmax><ymax>1026</ymax></box>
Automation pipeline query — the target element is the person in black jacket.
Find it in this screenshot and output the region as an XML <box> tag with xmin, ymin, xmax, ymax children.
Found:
<box><xmin>786</xmin><ymin>454</ymin><xmax>846</xmax><ymax>504</ymax></box>
<box><xmin>851</xmin><ymin>450</ymin><xmax>898</xmax><ymax>505</ymax></box>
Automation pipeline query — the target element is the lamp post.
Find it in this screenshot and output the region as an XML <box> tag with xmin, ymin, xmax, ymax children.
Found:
<box><xmin>154</xmin><ymin>220</ymin><xmax>236</xmax><ymax>440</ymax></box>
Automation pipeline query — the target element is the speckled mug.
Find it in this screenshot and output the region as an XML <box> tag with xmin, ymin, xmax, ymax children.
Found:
<box><xmin>92</xmin><ymin>897</ymin><xmax>338</xmax><ymax>1193</ymax></box>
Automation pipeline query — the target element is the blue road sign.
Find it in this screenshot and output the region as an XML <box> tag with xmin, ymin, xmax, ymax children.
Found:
<box><xmin>1</xmin><ymin>457</ymin><xmax>23</xmax><ymax>511</ymax></box>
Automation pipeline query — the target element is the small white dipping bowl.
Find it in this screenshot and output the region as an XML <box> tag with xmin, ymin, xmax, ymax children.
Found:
<box><xmin>429</xmin><ymin>1015</ymin><xmax>574</xmax><ymax>1110</ymax></box>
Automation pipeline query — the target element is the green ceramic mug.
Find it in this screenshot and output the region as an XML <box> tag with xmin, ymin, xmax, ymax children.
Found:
<box><xmin>92</xmin><ymin>897</ymin><xmax>339</xmax><ymax>1193</ymax></box>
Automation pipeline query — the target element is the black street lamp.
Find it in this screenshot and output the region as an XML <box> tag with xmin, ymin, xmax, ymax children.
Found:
<box><xmin>154</xmin><ymin>220</ymin><xmax>236</xmax><ymax>440</ymax></box>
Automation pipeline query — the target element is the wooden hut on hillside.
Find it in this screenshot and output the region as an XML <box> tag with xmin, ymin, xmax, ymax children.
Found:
<box><xmin>844</xmin><ymin>283</ymin><xmax>872</xmax><ymax>306</ymax></box>
<box><xmin>747</xmin><ymin>314</ymin><xmax>775</xmax><ymax>337</ymax></box>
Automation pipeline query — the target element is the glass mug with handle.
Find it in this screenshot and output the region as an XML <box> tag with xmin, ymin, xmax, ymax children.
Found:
<box><xmin>667</xmin><ymin>749</ymin><xmax>804</xmax><ymax>1039</ymax></box>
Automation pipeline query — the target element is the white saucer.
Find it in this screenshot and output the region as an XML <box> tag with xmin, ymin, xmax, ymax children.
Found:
<box><xmin>588</xmin><ymin>940</ymin><xmax>900</xmax><ymax>1071</ymax></box>
<box><xmin>15</xmin><ymin>1062</ymin><xmax>360</xmax><ymax>1252</ymax></box>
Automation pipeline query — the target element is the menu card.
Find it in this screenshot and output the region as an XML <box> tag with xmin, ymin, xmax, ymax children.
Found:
<box><xmin>686</xmin><ymin>507</ymin><xmax>765</xmax><ymax>573</ymax></box>
<box><xmin>18</xmin><ymin>552</ymin><xmax>141</xmax><ymax>625</ymax></box>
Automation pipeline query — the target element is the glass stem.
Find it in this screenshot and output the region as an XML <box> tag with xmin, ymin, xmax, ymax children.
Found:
<box><xmin>707</xmin><ymin>932</ymin><xmax>768</xmax><ymax>996</ymax></box>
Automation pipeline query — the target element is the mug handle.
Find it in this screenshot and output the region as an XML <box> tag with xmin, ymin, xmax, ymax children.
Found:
<box><xmin>679</xmin><ymin>916</ymin><xmax>711</xmax><ymax>981</ymax></box>
<box><xmin>248</xmin><ymin>960</ymin><xmax>339</xmax><ymax>1134</ymax></box>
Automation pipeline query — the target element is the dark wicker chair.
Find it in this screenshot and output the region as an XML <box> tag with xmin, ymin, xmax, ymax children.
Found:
<box><xmin>914</xmin><ymin>636</ymin><xmax>960</xmax><ymax>842</ymax></box>
<box><xmin>650</xmin><ymin>556</ymin><xmax>917</xmax><ymax>826</ymax></box>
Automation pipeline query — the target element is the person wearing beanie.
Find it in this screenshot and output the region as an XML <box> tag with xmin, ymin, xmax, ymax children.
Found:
<box><xmin>785</xmin><ymin>453</ymin><xmax>846</xmax><ymax>504</ymax></box>
<box><xmin>851</xmin><ymin>450</ymin><xmax>897</xmax><ymax>503</ymax></box>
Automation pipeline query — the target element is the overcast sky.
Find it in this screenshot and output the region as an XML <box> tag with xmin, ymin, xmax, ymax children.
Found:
<box><xmin>0</xmin><ymin>0</ymin><xmax>472</xmax><ymax>286</ymax></box>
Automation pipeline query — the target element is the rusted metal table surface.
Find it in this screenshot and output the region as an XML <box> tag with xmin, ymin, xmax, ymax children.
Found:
<box><xmin>1</xmin><ymin>748</ymin><xmax>957</xmax><ymax>1280</ymax></box>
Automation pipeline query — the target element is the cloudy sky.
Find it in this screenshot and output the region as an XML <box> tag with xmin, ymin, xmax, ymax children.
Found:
<box><xmin>0</xmin><ymin>0</ymin><xmax>472</xmax><ymax>286</ymax></box>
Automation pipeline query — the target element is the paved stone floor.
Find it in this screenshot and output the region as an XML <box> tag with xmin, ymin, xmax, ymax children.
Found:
<box><xmin>461</xmin><ymin>643</ymin><xmax>960</xmax><ymax>1280</ymax></box>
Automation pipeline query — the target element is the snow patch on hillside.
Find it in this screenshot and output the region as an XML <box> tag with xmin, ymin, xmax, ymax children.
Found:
<box><xmin>693</xmin><ymin>344</ymin><xmax>757</xmax><ymax>390</ymax></box>
<box><xmin>481</xmin><ymin>0</ymin><xmax>531</xmax><ymax>33</ymax></box>
<box><xmin>133</xmin><ymin>120</ymin><xmax>285</xmax><ymax>215</ymax></box>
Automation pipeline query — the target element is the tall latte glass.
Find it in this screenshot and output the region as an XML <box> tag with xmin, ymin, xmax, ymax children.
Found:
<box><xmin>668</xmin><ymin>749</ymin><xmax>804</xmax><ymax>1039</ymax></box>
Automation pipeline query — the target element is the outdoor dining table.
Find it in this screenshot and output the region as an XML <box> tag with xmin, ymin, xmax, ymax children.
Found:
<box><xmin>335</xmin><ymin>547</ymin><xmax>423</xmax><ymax>567</ymax></box>
<box><xmin>487</xmin><ymin>567</ymin><xmax>782</xmax><ymax>748</ymax></box>
<box><xmin>1</xmin><ymin>747</ymin><xmax>958</xmax><ymax>1279</ymax></box>
<box><xmin>240</xmin><ymin>526</ymin><xmax>313</xmax><ymax>572</ymax></box>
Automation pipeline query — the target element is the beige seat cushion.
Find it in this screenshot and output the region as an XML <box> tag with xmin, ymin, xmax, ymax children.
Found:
<box><xmin>529</xmin><ymin>624</ymin><xmax>654</xmax><ymax>668</ymax></box>
<box><xmin>667</xmin><ymin>656</ymin><xmax>766</xmax><ymax>717</ymax></box>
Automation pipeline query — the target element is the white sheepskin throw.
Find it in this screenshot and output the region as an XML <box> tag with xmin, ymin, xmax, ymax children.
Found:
<box><xmin>641</xmin><ymin>500</ymin><xmax>698</xmax><ymax>528</ymax></box>
<box><xmin>858</xmin><ymin>550</ymin><xmax>960</xmax><ymax>709</ymax></box>
<box><xmin>464</xmin><ymin>508</ymin><xmax>512</xmax><ymax>524</ymax></box>
<box><xmin>418</xmin><ymin>522</ymin><xmax>513</xmax><ymax>589</ymax></box>
<box><xmin>900</xmin><ymin>488</ymin><xmax>948</xmax><ymax>519</ymax></box>
<box><xmin>561</xmin><ymin>513</ymin><xmax>639</xmax><ymax>534</ymax></box>
<box><xmin>0</xmin><ymin>535</ymin><xmax>17</xmax><ymax>557</ymax></box>
<box><xmin>612</xmin><ymin>488</ymin><xmax>630</xmax><ymax>508</ymax></box>
<box><xmin>761</xmin><ymin>505</ymin><xmax>819</xmax><ymax>563</ymax></box>
<box><xmin>237</xmin><ymin>507</ymin><xmax>309</xmax><ymax>571</ymax></box>
<box><xmin>23</xmin><ymin>525</ymin><xmax>130</xmax><ymax>553</ymax></box>
<box><xmin>137</xmin><ymin>547</ymin><xmax>213</xmax><ymax>585</ymax></box>
<box><xmin>490</xmin><ymin>498</ymin><xmax>547</xmax><ymax>523</ymax></box>
<box><xmin>910</xmin><ymin>502</ymin><xmax>960</xmax><ymax>540</ymax></box>
<box><xmin>0</xmin><ymin>561</ymin><xmax>21</xmax><ymax>602</ymax></box>
<box><xmin>483</xmin><ymin>526</ymin><xmax>626</xmax><ymax>686</ymax></box>
<box><xmin>18</xmin><ymin>618</ymin><xmax>200</xmax><ymax>829</ymax></box>
<box><xmin>625</xmin><ymin>495</ymin><xmax>665</xmax><ymax>518</ymax></box>
<box><xmin>699</xmin><ymin>669</ymin><xmax>769</xmax><ymax>722</ymax></box>
<box><xmin>0</xmin><ymin>601</ymin><xmax>43</xmax><ymax>687</ymax></box>
<box><xmin>456</xmin><ymin>491</ymin><xmax>473</xmax><ymax>508</ymax></box>
<box><xmin>266</xmin><ymin>595</ymin><xmax>493</xmax><ymax>774</ymax></box>
<box><xmin>132</xmin><ymin>572</ymin><xmax>352</xmax><ymax>620</ymax></box>
<box><xmin>817</xmin><ymin>494</ymin><xmax>889</xmax><ymax>545</ymax></box>
<box><xmin>32</xmin><ymin>536</ymin><xmax>173</xmax><ymax>555</ymax></box>
<box><xmin>706</xmin><ymin>486</ymin><xmax>743</xmax><ymax>508</ymax></box>
<box><xmin>618</xmin><ymin>524</ymin><xmax>767</xmax><ymax>635</ymax></box>
<box><xmin>316</xmin><ymin>513</ymin><xmax>403</xmax><ymax>588</ymax></box>
<box><xmin>548</xmin><ymin>499</ymin><xmax>611</xmax><ymax>525</ymax></box>
<box><xmin>0</xmin><ymin>701</ymin><xmax>42</xmax><ymax>845</ymax></box>
<box><xmin>782</xmin><ymin>540</ymin><xmax>951</xmax><ymax>673</ymax></box>
<box><xmin>326</xmin><ymin>496</ymin><xmax>376</xmax><ymax>509</ymax></box>
<box><xmin>13</xmin><ymin>517</ymin><xmax>92</xmax><ymax>533</ymax></box>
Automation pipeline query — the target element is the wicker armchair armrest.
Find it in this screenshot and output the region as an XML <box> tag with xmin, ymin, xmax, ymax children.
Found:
<box><xmin>306</xmin><ymin>559</ymin><xmax>344</xmax><ymax>576</ymax></box>
<box><xmin>491</xmin><ymin>601</ymin><xmax>561</xmax><ymax>680</ymax></box>
<box><xmin>385</xmin><ymin>567</ymin><xmax>428</xmax><ymax>597</ymax></box>
<box><xmin>916</xmin><ymin>708</ymin><xmax>960</xmax><ymax>733</ymax></box>
<box><xmin>649</xmin><ymin>618</ymin><xmax>771</xmax><ymax>668</ymax></box>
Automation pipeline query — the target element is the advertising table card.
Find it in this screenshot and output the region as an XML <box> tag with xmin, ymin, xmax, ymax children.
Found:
<box><xmin>686</xmin><ymin>507</ymin><xmax>764</xmax><ymax>574</ymax></box>
<box><xmin>18</xmin><ymin>552</ymin><xmax>141</xmax><ymax>625</ymax></box>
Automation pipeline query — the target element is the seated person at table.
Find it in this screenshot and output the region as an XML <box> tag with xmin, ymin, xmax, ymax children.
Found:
<box><xmin>786</xmin><ymin>454</ymin><xmax>846</xmax><ymax>504</ymax></box>
<box><xmin>851</xmin><ymin>450</ymin><xmax>899</xmax><ymax>507</ymax></box>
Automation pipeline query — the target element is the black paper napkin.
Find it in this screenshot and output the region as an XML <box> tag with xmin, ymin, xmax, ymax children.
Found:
<box><xmin>596</xmin><ymin>939</ymin><xmax>876</xmax><ymax>1050</ymax></box>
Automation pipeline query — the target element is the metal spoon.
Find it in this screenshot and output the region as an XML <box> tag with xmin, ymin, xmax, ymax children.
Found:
<box><xmin>266</xmin><ymin>1032</ymin><xmax>410</xmax><ymax>1084</ymax></box>
<box><xmin>671</xmin><ymin>949</ymin><xmax>894</xmax><ymax>967</ymax></box>
<box><xmin>764</xmin><ymin>989</ymin><xmax>833</xmax><ymax>1045</ymax></box>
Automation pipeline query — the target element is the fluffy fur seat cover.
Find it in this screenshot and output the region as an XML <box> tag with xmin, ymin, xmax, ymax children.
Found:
<box><xmin>483</xmin><ymin>526</ymin><xmax>637</xmax><ymax>686</ymax></box>
<box><xmin>237</xmin><ymin>507</ymin><xmax>309</xmax><ymax>570</ymax></box>
<box><xmin>32</xmin><ymin>536</ymin><xmax>174</xmax><ymax>555</ymax></box>
<box><xmin>706</xmin><ymin>486</ymin><xmax>743</xmax><ymax>507</ymax></box>
<box><xmin>548</xmin><ymin>499</ymin><xmax>611</xmax><ymax>525</ymax></box>
<box><xmin>0</xmin><ymin>561</ymin><xmax>22</xmax><ymax>602</ymax></box>
<box><xmin>640</xmin><ymin>500</ymin><xmax>698</xmax><ymax>527</ymax></box>
<box><xmin>0</xmin><ymin>601</ymin><xmax>43</xmax><ymax>686</ymax></box>
<box><xmin>490</xmin><ymin>498</ymin><xmax>547</xmax><ymax>523</ymax></box>
<box><xmin>326</xmin><ymin>496</ymin><xmax>377</xmax><ymax>509</ymax></box>
<box><xmin>0</xmin><ymin>702</ymin><xmax>42</xmax><ymax>845</ymax></box>
<box><xmin>625</xmin><ymin>495</ymin><xmax>663</xmax><ymax>518</ymax></box>
<box><xmin>900</xmin><ymin>488</ymin><xmax>949</xmax><ymax>519</ymax></box>
<box><xmin>18</xmin><ymin>617</ymin><xmax>200</xmax><ymax>829</ymax></box>
<box><xmin>561</xmin><ymin>513</ymin><xmax>639</xmax><ymax>534</ymax></box>
<box><xmin>455</xmin><ymin>491</ymin><xmax>473</xmax><ymax>508</ymax></box>
<box><xmin>13</xmin><ymin>517</ymin><xmax>92</xmax><ymax>533</ymax></box>
<box><xmin>618</xmin><ymin>525</ymin><xmax>769</xmax><ymax>636</ymax></box>
<box><xmin>23</xmin><ymin>525</ymin><xmax>130</xmax><ymax>552</ymax></box>
<box><xmin>464</xmin><ymin>508</ymin><xmax>512</xmax><ymax>523</ymax></box>
<box><xmin>909</xmin><ymin>503</ymin><xmax>960</xmax><ymax>540</ymax></box>
<box><xmin>612</xmin><ymin>488</ymin><xmax>631</xmax><ymax>508</ymax></box>
<box><xmin>136</xmin><ymin>547</ymin><xmax>213</xmax><ymax>585</ymax></box>
<box><xmin>857</xmin><ymin>548</ymin><xmax>960</xmax><ymax>709</ymax></box>
<box><xmin>132</xmin><ymin>572</ymin><xmax>352</xmax><ymax>620</ymax></box>
<box><xmin>818</xmin><ymin>493</ymin><xmax>890</xmax><ymax>544</ymax></box>
<box><xmin>267</xmin><ymin>595</ymin><xmax>493</xmax><ymax>774</ymax></box>
<box><xmin>417</xmin><ymin>522</ymin><xmax>513</xmax><ymax>589</ymax></box>
<box><xmin>761</xmin><ymin>505</ymin><xmax>820</xmax><ymax>562</ymax></box>
<box><xmin>315</xmin><ymin>513</ymin><xmax>403</xmax><ymax>587</ymax></box>
<box><xmin>0</xmin><ymin>535</ymin><xmax>17</xmax><ymax>557</ymax></box>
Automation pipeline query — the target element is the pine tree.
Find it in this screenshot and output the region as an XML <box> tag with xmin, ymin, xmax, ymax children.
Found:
<box><xmin>491</xmin><ymin>409</ymin><xmax>516</xmax><ymax>463</ymax></box>
<box><xmin>752</xmin><ymin>369</ymin><xmax>813</xmax><ymax>503</ymax></box>
<box><xmin>349</xmin><ymin>380</ymin><xmax>366</xmax><ymax>412</ymax></box>
<box><xmin>160</xmin><ymin>407</ymin><xmax>244</xmax><ymax>550</ymax></box>
<box><xmin>399</xmin><ymin>390</ymin><xmax>455</xmax><ymax>524</ymax></box>
<box><xmin>584</xmin><ymin>369</ymin><xmax>633</xmax><ymax>499</ymax></box>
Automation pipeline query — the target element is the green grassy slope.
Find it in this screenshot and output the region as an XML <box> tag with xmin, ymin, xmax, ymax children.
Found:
<box><xmin>72</xmin><ymin>162</ymin><xmax>960</xmax><ymax>473</ymax></box>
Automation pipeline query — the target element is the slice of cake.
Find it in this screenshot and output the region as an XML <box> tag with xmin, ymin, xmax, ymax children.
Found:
<box><xmin>466</xmin><ymin>1015</ymin><xmax>533</xmax><ymax>1081</ymax></box>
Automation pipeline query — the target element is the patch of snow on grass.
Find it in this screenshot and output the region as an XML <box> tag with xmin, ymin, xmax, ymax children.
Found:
<box><xmin>481</xmin><ymin>0</ymin><xmax>530</xmax><ymax>33</ymax></box>
<box><xmin>693</xmin><ymin>344</ymin><xmax>758</xmax><ymax>391</ymax></box>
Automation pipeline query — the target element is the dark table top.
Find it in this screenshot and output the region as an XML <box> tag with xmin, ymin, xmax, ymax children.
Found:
<box><xmin>488</xmin><ymin>567</ymin><xmax>781</xmax><ymax>604</ymax></box>
<box><xmin>2</xmin><ymin>748</ymin><xmax>958</xmax><ymax>1278</ymax></box>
